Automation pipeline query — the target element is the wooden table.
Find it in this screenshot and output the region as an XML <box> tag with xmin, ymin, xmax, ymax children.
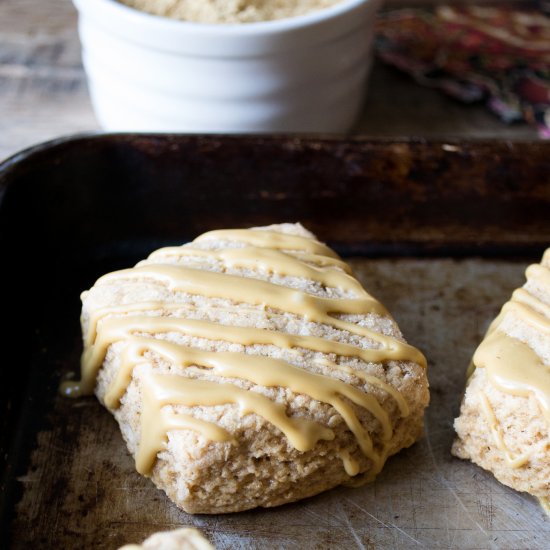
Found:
<box><xmin>0</xmin><ymin>0</ymin><xmax>539</xmax><ymax>161</ymax></box>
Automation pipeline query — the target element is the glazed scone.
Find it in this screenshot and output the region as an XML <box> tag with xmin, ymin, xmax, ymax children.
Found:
<box><xmin>453</xmin><ymin>249</ymin><xmax>550</xmax><ymax>513</ymax></box>
<box><xmin>66</xmin><ymin>223</ymin><xmax>429</xmax><ymax>513</ymax></box>
<box><xmin>119</xmin><ymin>527</ymin><xmax>213</xmax><ymax>550</ymax></box>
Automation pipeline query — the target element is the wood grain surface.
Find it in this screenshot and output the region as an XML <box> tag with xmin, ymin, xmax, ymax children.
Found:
<box><xmin>0</xmin><ymin>0</ymin><xmax>539</xmax><ymax>163</ymax></box>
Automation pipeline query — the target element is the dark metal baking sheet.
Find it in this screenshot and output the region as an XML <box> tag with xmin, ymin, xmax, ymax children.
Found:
<box><xmin>1</xmin><ymin>135</ymin><xmax>549</xmax><ymax>549</ymax></box>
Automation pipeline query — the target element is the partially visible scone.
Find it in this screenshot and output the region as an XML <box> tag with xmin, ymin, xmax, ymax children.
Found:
<box><xmin>119</xmin><ymin>527</ymin><xmax>213</xmax><ymax>550</ymax></box>
<box><xmin>68</xmin><ymin>223</ymin><xmax>429</xmax><ymax>513</ymax></box>
<box><xmin>453</xmin><ymin>249</ymin><xmax>550</xmax><ymax>512</ymax></box>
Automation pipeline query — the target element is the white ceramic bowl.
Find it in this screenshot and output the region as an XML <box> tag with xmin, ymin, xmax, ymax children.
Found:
<box><xmin>72</xmin><ymin>0</ymin><xmax>381</xmax><ymax>133</ymax></box>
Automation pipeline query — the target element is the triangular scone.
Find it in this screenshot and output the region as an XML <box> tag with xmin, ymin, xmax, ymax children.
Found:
<box><xmin>68</xmin><ymin>223</ymin><xmax>429</xmax><ymax>514</ymax></box>
<box><xmin>453</xmin><ymin>249</ymin><xmax>550</xmax><ymax>513</ymax></box>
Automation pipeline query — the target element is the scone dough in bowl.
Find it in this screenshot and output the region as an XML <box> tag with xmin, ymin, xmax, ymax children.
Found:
<box><xmin>66</xmin><ymin>223</ymin><xmax>429</xmax><ymax>514</ymax></box>
<box><xmin>453</xmin><ymin>248</ymin><xmax>550</xmax><ymax>514</ymax></box>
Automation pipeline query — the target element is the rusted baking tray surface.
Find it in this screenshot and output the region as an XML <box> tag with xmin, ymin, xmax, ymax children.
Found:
<box><xmin>1</xmin><ymin>136</ymin><xmax>549</xmax><ymax>549</ymax></box>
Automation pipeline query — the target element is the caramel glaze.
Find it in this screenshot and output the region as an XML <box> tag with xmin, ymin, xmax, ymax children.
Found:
<box><xmin>64</xmin><ymin>228</ymin><xmax>426</xmax><ymax>478</ymax></box>
<box><xmin>473</xmin><ymin>259</ymin><xmax>550</xmax><ymax>425</ymax></box>
<box><xmin>469</xmin><ymin>251</ymin><xmax>550</xmax><ymax>511</ymax></box>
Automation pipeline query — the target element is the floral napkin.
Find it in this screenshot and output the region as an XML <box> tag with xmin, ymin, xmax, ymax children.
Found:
<box><xmin>375</xmin><ymin>5</ymin><xmax>550</xmax><ymax>137</ymax></box>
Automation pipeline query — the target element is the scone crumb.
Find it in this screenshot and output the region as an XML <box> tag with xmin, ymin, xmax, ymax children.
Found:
<box><xmin>118</xmin><ymin>526</ymin><xmax>214</xmax><ymax>550</ymax></box>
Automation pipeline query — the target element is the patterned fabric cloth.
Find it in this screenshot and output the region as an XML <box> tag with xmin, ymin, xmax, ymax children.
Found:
<box><xmin>375</xmin><ymin>5</ymin><xmax>550</xmax><ymax>137</ymax></box>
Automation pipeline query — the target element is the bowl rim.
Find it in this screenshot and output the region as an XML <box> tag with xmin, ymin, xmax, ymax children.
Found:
<box><xmin>81</xmin><ymin>0</ymin><xmax>372</xmax><ymax>35</ymax></box>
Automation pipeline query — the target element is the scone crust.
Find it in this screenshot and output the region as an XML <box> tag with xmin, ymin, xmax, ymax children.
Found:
<box><xmin>453</xmin><ymin>369</ymin><xmax>550</xmax><ymax>499</ymax></box>
<box><xmin>83</xmin><ymin>223</ymin><xmax>429</xmax><ymax>513</ymax></box>
<box><xmin>453</xmin><ymin>251</ymin><xmax>550</xmax><ymax>502</ymax></box>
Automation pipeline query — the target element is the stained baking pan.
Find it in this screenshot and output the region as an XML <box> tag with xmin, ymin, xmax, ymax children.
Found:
<box><xmin>1</xmin><ymin>135</ymin><xmax>549</xmax><ymax>549</ymax></box>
